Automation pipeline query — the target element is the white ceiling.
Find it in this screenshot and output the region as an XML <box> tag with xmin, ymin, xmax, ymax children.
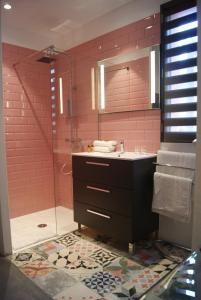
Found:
<box><xmin>1</xmin><ymin>0</ymin><xmax>168</xmax><ymax>51</ymax></box>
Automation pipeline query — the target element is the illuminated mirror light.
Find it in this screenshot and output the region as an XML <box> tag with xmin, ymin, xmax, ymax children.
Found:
<box><xmin>166</xmin><ymin>21</ymin><xmax>198</xmax><ymax>36</ymax></box>
<box><xmin>166</xmin><ymin>51</ymin><xmax>197</xmax><ymax>63</ymax></box>
<box><xmin>59</xmin><ymin>77</ymin><xmax>64</xmax><ymax>114</ymax></box>
<box><xmin>150</xmin><ymin>50</ymin><xmax>156</xmax><ymax>104</ymax></box>
<box><xmin>100</xmin><ymin>64</ymin><xmax>105</xmax><ymax>109</ymax></box>
<box><xmin>91</xmin><ymin>67</ymin><xmax>96</xmax><ymax>110</ymax></box>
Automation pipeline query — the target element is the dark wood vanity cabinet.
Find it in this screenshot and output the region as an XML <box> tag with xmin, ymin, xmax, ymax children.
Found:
<box><xmin>72</xmin><ymin>155</ymin><xmax>158</xmax><ymax>244</ymax></box>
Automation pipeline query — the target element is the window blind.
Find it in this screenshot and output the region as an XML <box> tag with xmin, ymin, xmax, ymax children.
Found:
<box><xmin>161</xmin><ymin>0</ymin><xmax>198</xmax><ymax>142</ymax></box>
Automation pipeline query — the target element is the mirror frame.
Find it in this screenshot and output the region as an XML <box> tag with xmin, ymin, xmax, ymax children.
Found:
<box><xmin>96</xmin><ymin>44</ymin><xmax>160</xmax><ymax>114</ymax></box>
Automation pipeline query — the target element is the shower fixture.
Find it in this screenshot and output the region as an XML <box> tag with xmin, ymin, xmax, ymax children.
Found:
<box><xmin>37</xmin><ymin>45</ymin><xmax>58</xmax><ymax>64</ymax></box>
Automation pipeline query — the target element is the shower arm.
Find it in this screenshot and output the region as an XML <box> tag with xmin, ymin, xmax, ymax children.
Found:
<box><xmin>13</xmin><ymin>46</ymin><xmax>71</xmax><ymax>67</ymax></box>
<box><xmin>13</xmin><ymin>46</ymin><xmax>50</xmax><ymax>67</ymax></box>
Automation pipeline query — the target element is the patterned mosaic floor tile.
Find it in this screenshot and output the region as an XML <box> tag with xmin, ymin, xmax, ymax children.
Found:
<box><xmin>105</xmin><ymin>257</ymin><xmax>143</xmax><ymax>283</ymax></box>
<box><xmin>150</xmin><ymin>258</ymin><xmax>177</xmax><ymax>278</ymax></box>
<box><xmin>53</xmin><ymin>282</ymin><xmax>100</xmax><ymax>300</ymax></box>
<box><xmin>132</xmin><ymin>248</ymin><xmax>162</xmax><ymax>266</ymax></box>
<box><xmin>19</xmin><ymin>259</ymin><xmax>57</xmax><ymax>279</ymax></box>
<box><xmin>121</xmin><ymin>267</ymin><xmax>160</xmax><ymax>298</ymax></box>
<box><xmin>9</xmin><ymin>250</ymin><xmax>43</xmax><ymax>267</ymax></box>
<box><xmin>83</xmin><ymin>271</ymin><xmax>122</xmax><ymax>296</ymax></box>
<box><xmin>90</xmin><ymin>249</ymin><xmax>119</xmax><ymax>268</ymax></box>
<box><xmin>33</xmin><ymin>269</ymin><xmax>76</xmax><ymax>297</ymax></box>
<box><xmin>11</xmin><ymin>231</ymin><xmax>185</xmax><ymax>300</ymax></box>
<box><xmin>56</xmin><ymin>232</ymin><xmax>80</xmax><ymax>247</ymax></box>
<box><xmin>64</xmin><ymin>260</ymin><xmax>102</xmax><ymax>281</ymax></box>
<box><xmin>48</xmin><ymin>247</ymin><xmax>100</xmax><ymax>270</ymax></box>
<box><xmin>32</xmin><ymin>240</ymin><xmax>66</xmax><ymax>259</ymax></box>
<box><xmin>69</xmin><ymin>239</ymin><xmax>101</xmax><ymax>258</ymax></box>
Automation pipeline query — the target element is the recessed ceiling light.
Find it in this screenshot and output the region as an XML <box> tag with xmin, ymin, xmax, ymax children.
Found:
<box><xmin>4</xmin><ymin>2</ymin><xmax>12</xmax><ymax>10</ymax></box>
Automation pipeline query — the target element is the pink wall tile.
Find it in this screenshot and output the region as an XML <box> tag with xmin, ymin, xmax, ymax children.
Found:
<box><xmin>3</xmin><ymin>12</ymin><xmax>161</xmax><ymax>216</ymax></box>
<box><xmin>3</xmin><ymin>43</ymin><xmax>55</xmax><ymax>218</ymax></box>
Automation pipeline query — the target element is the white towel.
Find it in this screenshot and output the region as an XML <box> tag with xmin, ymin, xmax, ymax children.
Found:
<box><xmin>152</xmin><ymin>172</ymin><xmax>192</xmax><ymax>223</ymax></box>
<box><xmin>156</xmin><ymin>150</ymin><xmax>195</xmax><ymax>181</ymax></box>
<box><xmin>93</xmin><ymin>140</ymin><xmax>117</xmax><ymax>147</ymax></box>
<box><xmin>93</xmin><ymin>146</ymin><xmax>115</xmax><ymax>153</ymax></box>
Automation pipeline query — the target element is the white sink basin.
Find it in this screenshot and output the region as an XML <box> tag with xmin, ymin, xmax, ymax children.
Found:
<box><xmin>72</xmin><ymin>151</ymin><xmax>156</xmax><ymax>161</ymax></box>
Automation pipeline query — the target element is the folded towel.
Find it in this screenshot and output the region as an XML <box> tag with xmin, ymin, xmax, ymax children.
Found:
<box><xmin>156</xmin><ymin>150</ymin><xmax>195</xmax><ymax>181</ymax></box>
<box><xmin>93</xmin><ymin>146</ymin><xmax>115</xmax><ymax>153</ymax></box>
<box><xmin>152</xmin><ymin>172</ymin><xmax>192</xmax><ymax>223</ymax></box>
<box><xmin>157</xmin><ymin>150</ymin><xmax>196</xmax><ymax>169</ymax></box>
<box><xmin>93</xmin><ymin>140</ymin><xmax>117</xmax><ymax>147</ymax></box>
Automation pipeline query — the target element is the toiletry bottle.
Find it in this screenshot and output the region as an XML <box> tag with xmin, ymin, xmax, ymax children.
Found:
<box><xmin>120</xmin><ymin>140</ymin><xmax>124</xmax><ymax>153</ymax></box>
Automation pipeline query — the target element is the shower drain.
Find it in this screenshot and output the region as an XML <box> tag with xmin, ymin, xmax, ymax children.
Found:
<box><xmin>37</xmin><ymin>224</ymin><xmax>47</xmax><ymax>228</ymax></box>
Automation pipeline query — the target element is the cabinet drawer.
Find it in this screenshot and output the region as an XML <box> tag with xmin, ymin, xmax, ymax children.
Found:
<box><xmin>74</xmin><ymin>202</ymin><xmax>132</xmax><ymax>242</ymax></box>
<box><xmin>72</xmin><ymin>156</ymin><xmax>133</xmax><ymax>189</ymax></box>
<box><xmin>73</xmin><ymin>180</ymin><xmax>133</xmax><ymax>217</ymax></box>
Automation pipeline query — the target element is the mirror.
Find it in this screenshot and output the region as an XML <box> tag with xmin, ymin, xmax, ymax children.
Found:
<box><xmin>97</xmin><ymin>45</ymin><xmax>160</xmax><ymax>114</ymax></box>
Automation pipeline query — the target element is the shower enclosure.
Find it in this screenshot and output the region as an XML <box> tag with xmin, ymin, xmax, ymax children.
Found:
<box><xmin>3</xmin><ymin>44</ymin><xmax>79</xmax><ymax>250</ymax></box>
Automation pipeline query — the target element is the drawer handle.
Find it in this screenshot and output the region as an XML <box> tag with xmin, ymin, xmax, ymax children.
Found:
<box><xmin>86</xmin><ymin>209</ymin><xmax>111</xmax><ymax>219</ymax></box>
<box><xmin>86</xmin><ymin>185</ymin><xmax>110</xmax><ymax>193</ymax></box>
<box><xmin>85</xmin><ymin>161</ymin><xmax>110</xmax><ymax>167</ymax></box>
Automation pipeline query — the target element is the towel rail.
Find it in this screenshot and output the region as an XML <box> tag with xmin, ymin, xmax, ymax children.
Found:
<box><xmin>153</xmin><ymin>162</ymin><xmax>195</xmax><ymax>171</ymax></box>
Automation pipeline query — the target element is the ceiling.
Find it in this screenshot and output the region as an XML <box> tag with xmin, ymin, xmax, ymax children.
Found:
<box><xmin>1</xmin><ymin>0</ymin><xmax>168</xmax><ymax>51</ymax></box>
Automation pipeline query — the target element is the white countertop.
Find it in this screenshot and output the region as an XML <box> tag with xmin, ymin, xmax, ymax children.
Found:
<box><xmin>72</xmin><ymin>151</ymin><xmax>156</xmax><ymax>161</ymax></box>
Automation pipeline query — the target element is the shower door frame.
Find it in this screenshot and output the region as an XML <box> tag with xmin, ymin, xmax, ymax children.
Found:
<box><xmin>0</xmin><ymin>43</ymin><xmax>75</xmax><ymax>254</ymax></box>
<box><xmin>0</xmin><ymin>12</ymin><xmax>12</xmax><ymax>256</ymax></box>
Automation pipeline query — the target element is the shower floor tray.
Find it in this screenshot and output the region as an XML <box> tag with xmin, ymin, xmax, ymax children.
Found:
<box><xmin>10</xmin><ymin>206</ymin><xmax>77</xmax><ymax>251</ymax></box>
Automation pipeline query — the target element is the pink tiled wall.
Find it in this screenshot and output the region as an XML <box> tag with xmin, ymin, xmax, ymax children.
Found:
<box><xmin>69</xmin><ymin>13</ymin><xmax>160</xmax><ymax>153</ymax></box>
<box><xmin>2</xmin><ymin>43</ymin><xmax>55</xmax><ymax>218</ymax></box>
<box><xmin>100</xmin><ymin>110</ymin><xmax>160</xmax><ymax>153</ymax></box>
<box><xmin>54</xmin><ymin>13</ymin><xmax>161</xmax><ymax>209</ymax></box>
<box><xmin>105</xmin><ymin>57</ymin><xmax>149</xmax><ymax>112</ymax></box>
<box><xmin>3</xmin><ymin>13</ymin><xmax>161</xmax><ymax>215</ymax></box>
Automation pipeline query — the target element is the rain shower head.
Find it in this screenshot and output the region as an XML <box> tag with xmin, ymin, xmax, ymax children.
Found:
<box><xmin>37</xmin><ymin>56</ymin><xmax>56</xmax><ymax>64</ymax></box>
<box><xmin>37</xmin><ymin>45</ymin><xmax>58</xmax><ymax>64</ymax></box>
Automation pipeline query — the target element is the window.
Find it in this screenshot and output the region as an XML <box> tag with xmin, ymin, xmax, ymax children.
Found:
<box><xmin>161</xmin><ymin>0</ymin><xmax>197</xmax><ymax>142</ymax></box>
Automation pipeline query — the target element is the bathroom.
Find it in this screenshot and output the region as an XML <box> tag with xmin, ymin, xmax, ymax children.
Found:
<box><xmin>0</xmin><ymin>0</ymin><xmax>201</xmax><ymax>299</ymax></box>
